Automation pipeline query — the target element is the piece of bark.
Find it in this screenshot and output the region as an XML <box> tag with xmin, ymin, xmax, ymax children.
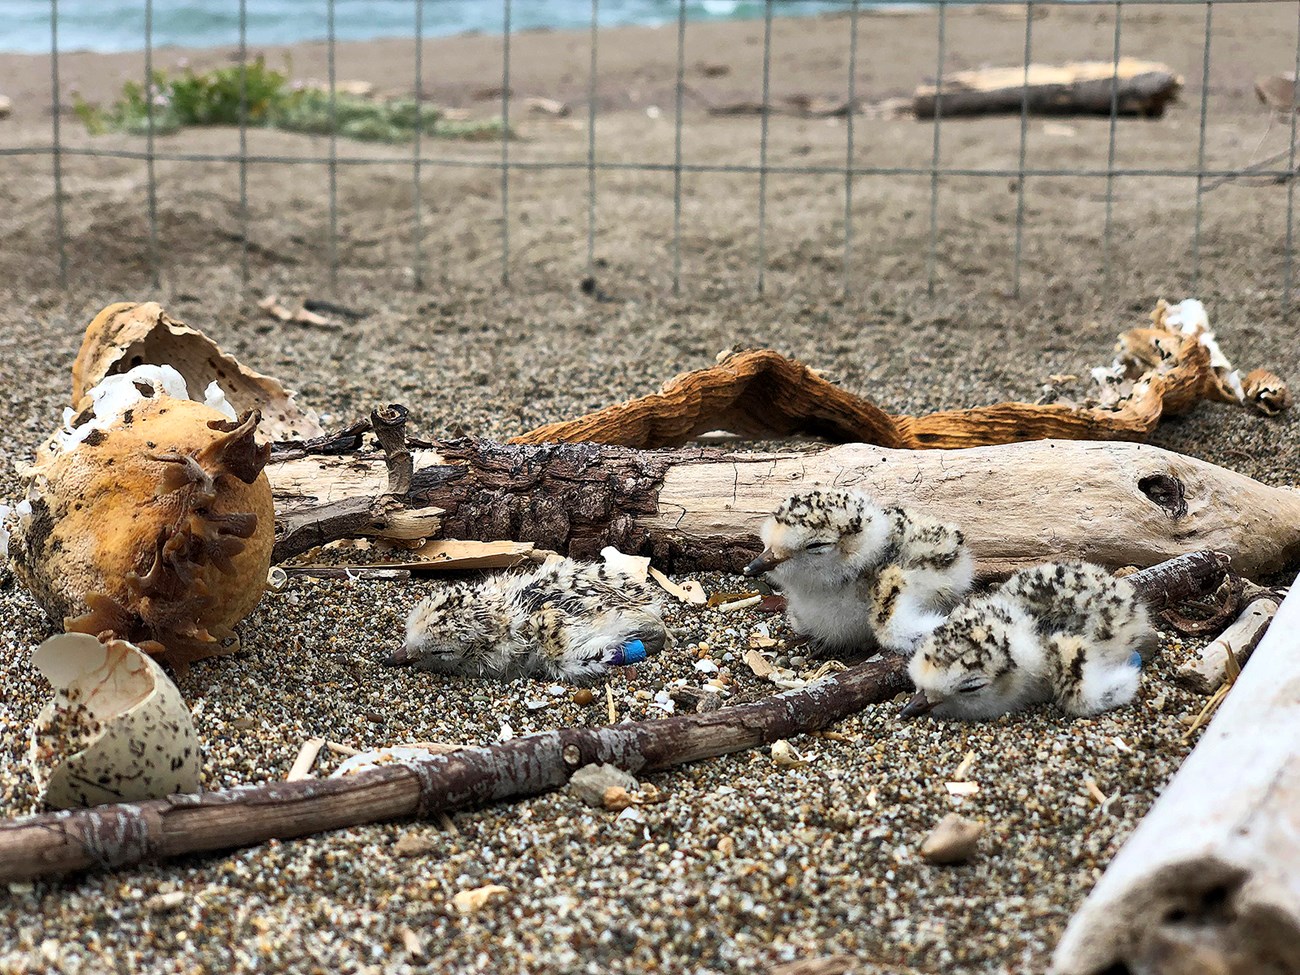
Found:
<box><xmin>0</xmin><ymin>554</ymin><xmax>1219</xmax><ymax>883</ymax></box>
<box><xmin>1051</xmin><ymin>585</ymin><xmax>1300</xmax><ymax>975</ymax></box>
<box><xmin>1175</xmin><ymin>593</ymin><xmax>1280</xmax><ymax>695</ymax></box>
<box><xmin>510</xmin><ymin>328</ymin><xmax>1261</xmax><ymax>450</ymax></box>
<box><xmin>268</xmin><ymin>437</ymin><xmax>1300</xmax><ymax>577</ymax></box>
<box><xmin>914</xmin><ymin>59</ymin><xmax>1182</xmax><ymax>119</ymax></box>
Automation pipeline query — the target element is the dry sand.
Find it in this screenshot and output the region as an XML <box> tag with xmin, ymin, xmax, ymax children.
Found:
<box><xmin>1</xmin><ymin>4</ymin><xmax>1298</xmax><ymax>973</ymax></box>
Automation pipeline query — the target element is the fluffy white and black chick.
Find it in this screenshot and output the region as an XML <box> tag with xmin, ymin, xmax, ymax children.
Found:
<box><xmin>393</xmin><ymin>558</ymin><xmax>669</xmax><ymax>684</ymax></box>
<box><xmin>743</xmin><ymin>488</ymin><xmax>973</xmax><ymax>656</ymax></box>
<box><xmin>904</xmin><ymin>561</ymin><xmax>1155</xmax><ymax>720</ymax></box>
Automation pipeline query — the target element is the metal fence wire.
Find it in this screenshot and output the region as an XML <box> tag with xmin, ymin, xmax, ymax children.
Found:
<box><xmin>13</xmin><ymin>0</ymin><xmax>1300</xmax><ymax>306</ymax></box>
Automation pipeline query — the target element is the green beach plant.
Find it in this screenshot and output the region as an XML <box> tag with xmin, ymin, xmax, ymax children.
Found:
<box><xmin>74</xmin><ymin>58</ymin><xmax>506</xmax><ymax>143</ymax></box>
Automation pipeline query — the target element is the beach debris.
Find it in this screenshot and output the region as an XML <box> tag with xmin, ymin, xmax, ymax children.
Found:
<box><xmin>685</xmin><ymin>83</ymin><xmax>857</xmax><ymax>118</ymax></box>
<box><xmin>1255</xmin><ymin>73</ymin><xmax>1297</xmax><ymax>113</ymax></box>
<box><xmin>1243</xmin><ymin>368</ymin><xmax>1292</xmax><ymax>416</ymax></box>
<box><xmin>919</xmin><ymin>813</ymin><xmax>984</xmax><ymax>865</ymax></box>
<box><xmin>256</xmin><ymin>295</ymin><xmax>339</xmax><ymax>330</ymax></box>
<box><xmin>945</xmin><ymin>782</ymin><xmax>980</xmax><ymax>798</ymax></box>
<box><xmin>393</xmin><ymin>833</ymin><xmax>441</xmax><ymax>858</ymax></box>
<box><xmin>770</xmin><ymin>739</ymin><xmax>810</xmax><ymax>769</ymax></box>
<box><xmin>511</xmin><ymin>300</ymin><xmax>1284</xmax><ymax>451</ymax></box>
<box><xmin>600</xmin><ymin>545</ymin><xmax>650</xmax><ymax>583</ymax></box>
<box><xmin>451</xmin><ymin>884</ymin><xmax>510</xmax><ymax>915</ymax></box>
<box><xmin>28</xmin><ymin>634</ymin><xmax>201</xmax><ymax>810</ymax></box>
<box><xmin>6</xmin><ymin>364</ymin><xmax>274</xmax><ymax>669</ymax></box>
<box><xmin>573</xmin><ymin>688</ymin><xmax>595</xmax><ymax>706</ymax></box>
<box><xmin>743</xmin><ymin>648</ymin><xmax>776</xmax><ymax>679</ymax></box>
<box><xmin>769</xmin><ymin>956</ymin><xmax>857</xmax><ymax>975</ymax></box>
<box><xmin>707</xmin><ymin>591</ymin><xmax>758</xmax><ymax>608</ymax></box>
<box><xmin>566</xmin><ymin>763</ymin><xmax>640</xmax><ymax>807</ymax></box>
<box><xmin>383</xmin><ymin>539</ymin><xmax>537</xmax><ymax>572</ymax></box>
<box><xmin>143</xmin><ymin>891</ymin><xmax>187</xmax><ymax>913</ymax></box>
<box><xmin>286</xmin><ymin>738</ymin><xmax>326</xmax><ymax>781</ymax></box>
<box><xmin>716</xmin><ymin>594</ymin><xmax>762</xmax><ymax>614</ymax></box>
<box><xmin>648</xmin><ymin>566</ymin><xmax>706</xmax><ymax>606</ymax></box>
<box><xmin>1176</xmin><ymin>587</ymin><xmax>1280</xmax><ymax>694</ymax></box>
<box><xmin>0</xmin><ymin>554</ymin><xmax>1231</xmax><ymax>882</ymax></box>
<box><xmin>524</xmin><ymin>96</ymin><xmax>569</xmax><ymax>117</ymax></box>
<box><xmin>71</xmin><ymin>301</ymin><xmax>323</xmax><ymax>442</ymax></box>
<box><xmin>914</xmin><ymin>59</ymin><xmax>1182</xmax><ymax>119</ymax></box>
<box><xmin>1052</xmin><ymin>587</ymin><xmax>1300</xmax><ymax>975</ymax></box>
<box><xmin>0</xmin><ymin>95</ymin><xmax>11</xmax><ymax>120</ymax></box>
<box><xmin>332</xmin><ymin>744</ymin><xmax>464</xmax><ymax>778</ymax></box>
<box><xmin>399</xmin><ymin>926</ymin><xmax>426</xmax><ymax>959</ymax></box>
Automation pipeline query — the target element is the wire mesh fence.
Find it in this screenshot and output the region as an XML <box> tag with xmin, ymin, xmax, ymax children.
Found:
<box><xmin>6</xmin><ymin>0</ymin><xmax>1300</xmax><ymax>308</ymax></box>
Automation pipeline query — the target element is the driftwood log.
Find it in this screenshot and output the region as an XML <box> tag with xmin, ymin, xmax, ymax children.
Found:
<box><xmin>1175</xmin><ymin>588</ymin><xmax>1281</xmax><ymax>695</ymax></box>
<box><xmin>1051</xmin><ymin>585</ymin><xmax>1300</xmax><ymax>975</ymax></box>
<box><xmin>0</xmin><ymin>554</ymin><xmax>1223</xmax><ymax>883</ymax></box>
<box><xmin>913</xmin><ymin>60</ymin><xmax>1182</xmax><ymax>119</ymax></box>
<box><xmin>270</xmin><ymin>438</ymin><xmax>1300</xmax><ymax>578</ymax></box>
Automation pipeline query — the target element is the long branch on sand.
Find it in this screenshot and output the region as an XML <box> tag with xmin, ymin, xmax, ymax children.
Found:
<box><xmin>0</xmin><ymin>553</ymin><xmax>1224</xmax><ymax>883</ymax></box>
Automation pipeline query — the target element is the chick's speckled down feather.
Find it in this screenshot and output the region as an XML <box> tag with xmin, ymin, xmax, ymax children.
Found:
<box><xmin>909</xmin><ymin>562</ymin><xmax>1154</xmax><ymax>719</ymax></box>
<box><xmin>399</xmin><ymin>558</ymin><xmax>668</xmax><ymax>683</ymax></box>
<box><xmin>753</xmin><ymin>488</ymin><xmax>973</xmax><ymax>656</ymax></box>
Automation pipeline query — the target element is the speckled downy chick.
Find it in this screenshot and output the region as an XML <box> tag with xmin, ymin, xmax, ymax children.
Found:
<box><xmin>743</xmin><ymin>488</ymin><xmax>973</xmax><ymax>655</ymax></box>
<box><xmin>904</xmin><ymin>562</ymin><xmax>1155</xmax><ymax>720</ymax></box>
<box><xmin>393</xmin><ymin>558</ymin><xmax>669</xmax><ymax>683</ymax></box>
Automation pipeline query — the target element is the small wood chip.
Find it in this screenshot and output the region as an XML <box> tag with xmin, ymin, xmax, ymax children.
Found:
<box><xmin>325</xmin><ymin>741</ymin><xmax>360</xmax><ymax>757</ymax></box>
<box><xmin>744</xmin><ymin>648</ymin><xmax>776</xmax><ymax>678</ymax></box>
<box><xmin>707</xmin><ymin>590</ymin><xmax>759</xmax><ymax>608</ymax></box>
<box><xmin>717</xmin><ymin>594</ymin><xmax>762</xmax><ymax>614</ymax></box>
<box><xmin>601</xmin><ymin>545</ymin><xmax>650</xmax><ymax>582</ymax></box>
<box><xmin>920</xmin><ymin>813</ymin><xmax>984</xmax><ymax>865</ymax></box>
<box><xmin>953</xmin><ymin>750</ymin><xmax>977</xmax><ymax>781</ymax></box>
<box><xmin>945</xmin><ymin>781</ymin><xmax>980</xmax><ymax>797</ymax></box>
<box><xmin>400</xmin><ymin>926</ymin><xmax>425</xmax><ymax>959</ymax></box>
<box><xmin>286</xmin><ymin>737</ymin><xmax>326</xmax><ymax>782</ymax></box>
<box><xmin>143</xmin><ymin>890</ymin><xmax>187</xmax><ymax>913</ymax></box>
<box><xmin>393</xmin><ymin>833</ymin><xmax>440</xmax><ymax>858</ymax></box>
<box><xmin>451</xmin><ymin>884</ymin><xmax>510</xmax><ymax>915</ymax></box>
<box><xmin>606</xmin><ymin>684</ymin><xmax>617</xmax><ymax>723</ymax></box>
<box><xmin>648</xmin><ymin>566</ymin><xmax>707</xmax><ymax>606</ymax></box>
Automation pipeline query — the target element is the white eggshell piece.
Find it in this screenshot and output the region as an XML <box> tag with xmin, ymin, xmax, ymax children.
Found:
<box><xmin>30</xmin><ymin>634</ymin><xmax>202</xmax><ymax>809</ymax></box>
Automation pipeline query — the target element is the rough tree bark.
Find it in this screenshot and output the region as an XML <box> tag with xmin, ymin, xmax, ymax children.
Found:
<box><xmin>269</xmin><ymin>438</ymin><xmax>1300</xmax><ymax>578</ymax></box>
<box><xmin>0</xmin><ymin>556</ymin><xmax>1223</xmax><ymax>883</ymax></box>
<box><xmin>1052</xmin><ymin>585</ymin><xmax>1300</xmax><ymax>975</ymax></box>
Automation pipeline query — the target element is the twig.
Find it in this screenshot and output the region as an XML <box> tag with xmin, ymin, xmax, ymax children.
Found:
<box><xmin>286</xmin><ymin>738</ymin><xmax>326</xmax><ymax>782</ymax></box>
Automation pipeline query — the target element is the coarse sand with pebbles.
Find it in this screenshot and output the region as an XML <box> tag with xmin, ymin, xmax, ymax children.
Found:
<box><xmin>2</xmin><ymin>4</ymin><xmax>1299</xmax><ymax>973</ymax></box>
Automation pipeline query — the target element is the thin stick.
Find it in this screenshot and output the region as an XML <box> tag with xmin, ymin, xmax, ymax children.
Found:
<box><xmin>286</xmin><ymin>738</ymin><xmax>326</xmax><ymax>781</ymax></box>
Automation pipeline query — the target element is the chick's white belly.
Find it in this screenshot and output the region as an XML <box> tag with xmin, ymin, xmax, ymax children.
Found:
<box><xmin>785</xmin><ymin>584</ymin><xmax>876</xmax><ymax>650</ymax></box>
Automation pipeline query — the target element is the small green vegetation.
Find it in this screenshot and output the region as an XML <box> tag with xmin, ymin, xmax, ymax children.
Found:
<box><xmin>74</xmin><ymin>57</ymin><xmax>506</xmax><ymax>143</ymax></box>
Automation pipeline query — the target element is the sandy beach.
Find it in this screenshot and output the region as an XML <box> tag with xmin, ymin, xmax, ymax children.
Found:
<box><xmin>1</xmin><ymin>4</ymin><xmax>1298</xmax><ymax>973</ymax></box>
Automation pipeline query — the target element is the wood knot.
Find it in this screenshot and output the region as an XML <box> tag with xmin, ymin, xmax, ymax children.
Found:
<box><xmin>562</xmin><ymin>744</ymin><xmax>581</xmax><ymax>766</ymax></box>
<box><xmin>1138</xmin><ymin>473</ymin><xmax>1187</xmax><ymax>519</ymax></box>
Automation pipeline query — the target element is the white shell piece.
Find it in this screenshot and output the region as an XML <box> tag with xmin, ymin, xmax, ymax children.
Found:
<box><xmin>29</xmin><ymin>634</ymin><xmax>201</xmax><ymax>809</ymax></box>
<box><xmin>331</xmin><ymin>746</ymin><xmax>450</xmax><ymax>777</ymax></box>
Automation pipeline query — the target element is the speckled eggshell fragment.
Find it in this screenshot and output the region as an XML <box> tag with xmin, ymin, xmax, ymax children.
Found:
<box><xmin>29</xmin><ymin>633</ymin><xmax>201</xmax><ymax>809</ymax></box>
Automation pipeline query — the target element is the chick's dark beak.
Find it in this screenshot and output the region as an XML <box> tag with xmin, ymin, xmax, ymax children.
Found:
<box><xmin>743</xmin><ymin>549</ymin><xmax>785</xmax><ymax>577</ymax></box>
<box><xmin>901</xmin><ymin>690</ymin><xmax>938</xmax><ymax>718</ymax></box>
<box><xmin>386</xmin><ymin>645</ymin><xmax>411</xmax><ymax>667</ymax></box>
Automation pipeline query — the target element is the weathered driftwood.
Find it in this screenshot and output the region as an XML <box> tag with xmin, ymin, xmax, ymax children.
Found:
<box><xmin>0</xmin><ymin>655</ymin><xmax>911</xmax><ymax>882</ymax></box>
<box><xmin>1051</xmin><ymin>585</ymin><xmax>1300</xmax><ymax>975</ymax></box>
<box><xmin>1175</xmin><ymin>589</ymin><xmax>1281</xmax><ymax>695</ymax></box>
<box><xmin>269</xmin><ymin>437</ymin><xmax>1300</xmax><ymax>578</ymax></box>
<box><xmin>0</xmin><ymin>554</ymin><xmax>1221</xmax><ymax>883</ymax></box>
<box><xmin>913</xmin><ymin>59</ymin><xmax>1182</xmax><ymax>119</ymax></box>
<box><xmin>510</xmin><ymin>325</ymin><xmax>1270</xmax><ymax>450</ymax></box>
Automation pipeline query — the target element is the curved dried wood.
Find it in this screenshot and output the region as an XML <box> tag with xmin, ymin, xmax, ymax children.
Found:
<box><xmin>511</xmin><ymin>327</ymin><xmax>1259</xmax><ymax>450</ymax></box>
<box><xmin>270</xmin><ymin>438</ymin><xmax>1300</xmax><ymax>578</ymax></box>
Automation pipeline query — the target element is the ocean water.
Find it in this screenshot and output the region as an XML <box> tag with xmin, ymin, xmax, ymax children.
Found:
<box><xmin>2</xmin><ymin>1</ymin><xmax>857</xmax><ymax>55</ymax></box>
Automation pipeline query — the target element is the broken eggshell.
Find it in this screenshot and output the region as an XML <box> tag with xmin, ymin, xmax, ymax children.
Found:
<box><xmin>29</xmin><ymin>633</ymin><xmax>201</xmax><ymax>809</ymax></box>
<box><xmin>7</xmin><ymin>364</ymin><xmax>274</xmax><ymax>669</ymax></box>
<box><xmin>71</xmin><ymin>301</ymin><xmax>324</xmax><ymax>442</ymax></box>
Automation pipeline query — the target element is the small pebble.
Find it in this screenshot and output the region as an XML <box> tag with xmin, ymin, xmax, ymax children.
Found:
<box><xmin>566</xmin><ymin>763</ymin><xmax>639</xmax><ymax>807</ymax></box>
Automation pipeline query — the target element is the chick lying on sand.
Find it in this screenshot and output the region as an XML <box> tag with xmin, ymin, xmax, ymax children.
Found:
<box><xmin>394</xmin><ymin>557</ymin><xmax>669</xmax><ymax>683</ymax></box>
<box><xmin>904</xmin><ymin>562</ymin><xmax>1154</xmax><ymax>720</ymax></box>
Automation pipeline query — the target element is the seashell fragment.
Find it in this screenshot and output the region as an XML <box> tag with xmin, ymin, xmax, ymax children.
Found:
<box><xmin>29</xmin><ymin>633</ymin><xmax>201</xmax><ymax>809</ymax></box>
<box><xmin>7</xmin><ymin>365</ymin><xmax>274</xmax><ymax>669</ymax></box>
